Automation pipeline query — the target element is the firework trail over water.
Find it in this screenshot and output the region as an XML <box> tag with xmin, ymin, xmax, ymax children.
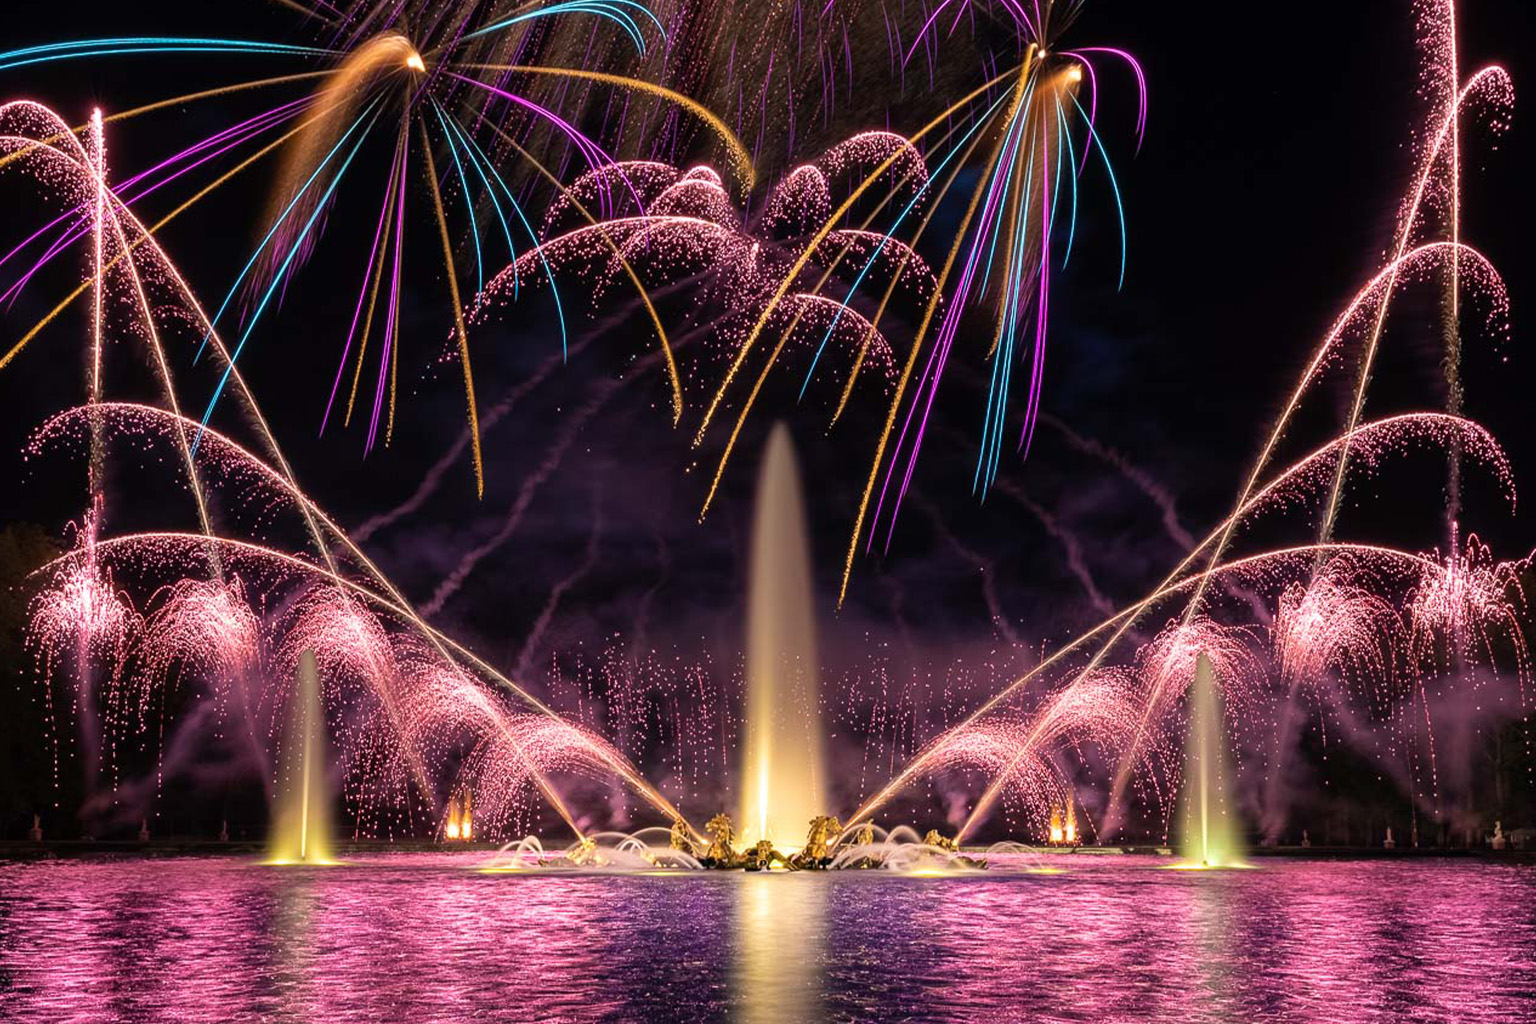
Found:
<box><xmin>834</xmin><ymin>0</ymin><xmax>1530</xmax><ymax>845</ymax></box>
<box><xmin>1</xmin><ymin>0</ymin><xmax>1532</xmax><ymax>851</ymax></box>
<box><xmin>20</xmin><ymin>380</ymin><xmax>695</xmax><ymax>840</ymax></box>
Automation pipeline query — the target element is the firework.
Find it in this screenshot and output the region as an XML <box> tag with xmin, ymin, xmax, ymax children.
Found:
<box><xmin>0</xmin><ymin>2</ymin><xmax>755</xmax><ymax>493</ymax></box>
<box><xmin>677</xmin><ymin>0</ymin><xmax>1145</xmax><ymax>605</ymax></box>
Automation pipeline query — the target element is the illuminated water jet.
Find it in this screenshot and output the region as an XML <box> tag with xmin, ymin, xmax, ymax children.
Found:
<box><xmin>267</xmin><ymin>649</ymin><xmax>335</xmax><ymax>865</ymax></box>
<box><xmin>1174</xmin><ymin>653</ymin><xmax>1246</xmax><ymax>869</ymax></box>
<box><xmin>738</xmin><ymin>424</ymin><xmax>825</xmax><ymax>850</ymax></box>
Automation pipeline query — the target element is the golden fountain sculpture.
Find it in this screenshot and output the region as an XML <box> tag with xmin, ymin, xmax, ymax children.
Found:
<box><xmin>691</xmin><ymin>812</ymin><xmax>983</xmax><ymax>871</ymax></box>
<box><xmin>922</xmin><ymin>829</ymin><xmax>959</xmax><ymax>853</ymax></box>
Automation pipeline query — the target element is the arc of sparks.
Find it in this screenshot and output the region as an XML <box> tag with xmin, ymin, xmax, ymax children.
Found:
<box><xmin>693</xmin><ymin>66</ymin><xmax>1022</xmax><ymax>518</ymax></box>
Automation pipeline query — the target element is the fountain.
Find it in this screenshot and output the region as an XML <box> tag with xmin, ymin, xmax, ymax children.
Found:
<box><xmin>267</xmin><ymin>649</ymin><xmax>334</xmax><ymax>865</ymax></box>
<box><xmin>737</xmin><ymin>424</ymin><xmax>825</xmax><ymax>852</ymax></box>
<box><xmin>1176</xmin><ymin>653</ymin><xmax>1246</xmax><ymax>868</ymax></box>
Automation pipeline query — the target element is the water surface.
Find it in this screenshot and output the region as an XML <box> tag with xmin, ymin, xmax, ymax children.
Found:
<box><xmin>2</xmin><ymin>854</ymin><xmax>1533</xmax><ymax>1022</ymax></box>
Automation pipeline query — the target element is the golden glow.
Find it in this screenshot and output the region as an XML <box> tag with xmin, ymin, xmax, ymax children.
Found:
<box><xmin>1063</xmin><ymin>64</ymin><xmax>1083</xmax><ymax>84</ymax></box>
<box><xmin>735</xmin><ymin>874</ymin><xmax>823</xmax><ymax>1022</ymax></box>
<box><xmin>405</xmin><ymin>51</ymin><xmax>426</xmax><ymax>72</ymax></box>
<box><xmin>442</xmin><ymin>792</ymin><xmax>474</xmax><ymax>841</ymax></box>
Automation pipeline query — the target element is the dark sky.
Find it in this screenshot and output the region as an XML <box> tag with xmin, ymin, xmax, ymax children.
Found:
<box><xmin>3</xmin><ymin>0</ymin><xmax>1534</xmax><ymax>683</ymax></box>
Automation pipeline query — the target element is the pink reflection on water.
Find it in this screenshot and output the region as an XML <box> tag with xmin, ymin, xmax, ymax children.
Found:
<box><xmin>1</xmin><ymin>855</ymin><xmax>1533</xmax><ymax>1023</ymax></box>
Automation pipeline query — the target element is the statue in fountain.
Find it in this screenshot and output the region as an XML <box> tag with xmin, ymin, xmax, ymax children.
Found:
<box><xmin>834</xmin><ymin>820</ymin><xmax>880</xmax><ymax>869</ymax></box>
<box><xmin>218</xmin><ymin>820</ymin><xmax>229</xmax><ymax>843</ymax></box>
<box><xmin>138</xmin><ymin>818</ymin><xmax>150</xmax><ymax>843</ymax></box>
<box><xmin>1492</xmin><ymin>821</ymin><xmax>1508</xmax><ymax>850</ymax></box>
<box><xmin>669</xmin><ymin>816</ymin><xmax>694</xmax><ymax>855</ymax></box>
<box><xmin>568</xmin><ymin>836</ymin><xmax>600</xmax><ymax>867</ymax></box>
<box><xmin>702</xmin><ymin>813</ymin><xmax>742</xmax><ymax>867</ymax></box>
<box><xmin>922</xmin><ymin>829</ymin><xmax>958</xmax><ymax>853</ymax></box>
<box><xmin>918</xmin><ymin>828</ymin><xmax>988</xmax><ymax>869</ymax></box>
<box><xmin>1384</xmin><ymin>827</ymin><xmax>1395</xmax><ymax>850</ymax></box>
<box><xmin>789</xmin><ymin>815</ymin><xmax>841</xmax><ymax>869</ymax></box>
<box><xmin>28</xmin><ymin>814</ymin><xmax>42</xmax><ymax>842</ymax></box>
<box><xmin>744</xmin><ymin>838</ymin><xmax>791</xmax><ymax>871</ymax></box>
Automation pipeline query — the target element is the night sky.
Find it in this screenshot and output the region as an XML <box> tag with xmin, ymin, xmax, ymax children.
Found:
<box><xmin>2</xmin><ymin>1</ymin><xmax>1534</xmax><ymax>833</ymax></box>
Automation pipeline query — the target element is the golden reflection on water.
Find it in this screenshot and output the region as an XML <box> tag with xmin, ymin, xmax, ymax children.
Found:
<box><xmin>734</xmin><ymin>871</ymin><xmax>826</xmax><ymax>1023</ymax></box>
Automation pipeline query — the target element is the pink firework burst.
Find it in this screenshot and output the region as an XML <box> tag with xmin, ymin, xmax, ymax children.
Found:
<box><xmin>140</xmin><ymin>577</ymin><xmax>263</xmax><ymax>692</ymax></box>
<box><xmin>1273</xmin><ymin>559</ymin><xmax>1400</xmax><ymax>697</ymax></box>
<box><xmin>1134</xmin><ymin>617</ymin><xmax>1264</xmax><ymax>721</ymax></box>
<box><xmin>1409</xmin><ymin>529</ymin><xmax>1530</xmax><ymax>679</ymax></box>
<box><xmin>469</xmin><ymin>136</ymin><xmax>934</xmax><ymax>409</ymax></box>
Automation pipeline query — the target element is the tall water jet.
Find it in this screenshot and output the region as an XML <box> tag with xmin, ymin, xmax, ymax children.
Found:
<box><xmin>1177</xmin><ymin>653</ymin><xmax>1245</xmax><ymax>868</ymax></box>
<box><xmin>267</xmin><ymin>649</ymin><xmax>334</xmax><ymax>864</ymax></box>
<box><xmin>738</xmin><ymin>424</ymin><xmax>825</xmax><ymax>849</ymax></box>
